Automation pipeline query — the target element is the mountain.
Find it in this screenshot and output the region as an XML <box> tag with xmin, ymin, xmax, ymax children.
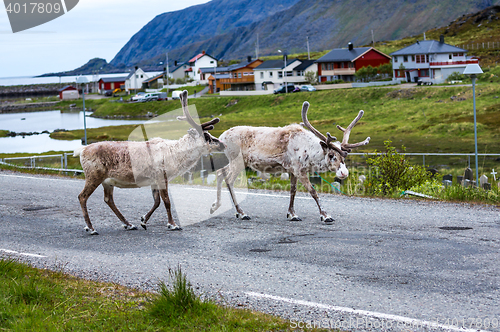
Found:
<box><xmin>110</xmin><ymin>0</ymin><xmax>300</xmax><ymax>67</ymax></box>
<box><xmin>37</xmin><ymin>58</ymin><xmax>123</xmax><ymax>77</ymax></box>
<box><xmin>111</xmin><ymin>0</ymin><xmax>500</xmax><ymax>69</ymax></box>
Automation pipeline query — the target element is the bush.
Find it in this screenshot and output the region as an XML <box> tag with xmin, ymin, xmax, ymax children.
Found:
<box><xmin>364</xmin><ymin>140</ymin><xmax>432</xmax><ymax>196</ymax></box>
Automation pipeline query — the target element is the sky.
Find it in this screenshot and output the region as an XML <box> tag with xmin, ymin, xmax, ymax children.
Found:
<box><xmin>0</xmin><ymin>0</ymin><xmax>211</xmax><ymax>78</ymax></box>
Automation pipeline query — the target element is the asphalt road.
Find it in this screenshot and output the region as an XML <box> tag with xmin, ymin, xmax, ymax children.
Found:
<box><xmin>1</xmin><ymin>170</ymin><xmax>499</xmax><ymax>332</ymax></box>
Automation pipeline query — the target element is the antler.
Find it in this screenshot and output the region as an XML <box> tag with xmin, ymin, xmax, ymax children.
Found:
<box><xmin>301</xmin><ymin>101</ymin><xmax>347</xmax><ymax>157</ymax></box>
<box><xmin>336</xmin><ymin>110</ymin><xmax>371</xmax><ymax>153</ymax></box>
<box><xmin>177</xmin><ymin>90</ymin><xmax>220</xmax><ymax>132</ymax></box>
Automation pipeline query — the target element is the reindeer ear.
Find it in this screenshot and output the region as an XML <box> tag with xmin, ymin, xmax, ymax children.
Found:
<box><xmin>320</xmin><ymin>141</ymin><xmax>329</xmax><ymax>153</ymax></box>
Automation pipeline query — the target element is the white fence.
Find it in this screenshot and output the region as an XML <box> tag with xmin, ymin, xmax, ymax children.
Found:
<box><xmin>0</xmin><ymin>153</ymin><xmax>83</xmax><ymax>173</ymax></box>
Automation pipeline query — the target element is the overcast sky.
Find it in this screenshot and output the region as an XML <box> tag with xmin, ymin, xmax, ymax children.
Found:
<box><xmin>0</xmin><ymin>0</ymin><xmax>210</xmax><ymax>78</ymax></box>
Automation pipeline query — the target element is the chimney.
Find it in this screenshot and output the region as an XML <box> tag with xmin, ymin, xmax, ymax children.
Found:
<box><xmin>247</xmin><ymin>56</ymin><xmax>252</xmax><ymax>63</ymax></box>
<box><xmin>348</xmin><ymin>42</ymin><xmax>353</xmax><ymax>51</ymax></box>
<box><xmin>202</xmin><ymin>50</ymin><xmax>206</xmax><ymax>55</ymax></box>
<box><xmin>439</xmin><ymin>35</ymin><xmax>445</xmax><ymax>44</ymax></box>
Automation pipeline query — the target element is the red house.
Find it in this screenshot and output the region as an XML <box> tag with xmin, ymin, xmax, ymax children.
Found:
<box><xmin>58</xmin><ymin>85</ymin><xmax>78</xmax><ymax>99</ymax></box>
<box><xmin>316</xmin><ymin>43</ymin><xmax>391</xmax><ymax>82</ymax></box>
<box><xmin>97</xmin><ymin>76</ymin><xmax>127</xmax><ymax>93</ymax></box>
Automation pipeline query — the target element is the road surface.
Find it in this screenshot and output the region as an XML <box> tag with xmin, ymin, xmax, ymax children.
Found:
<box><xmin>0</xmin><ymin>170</ymin><xmax>499</xmax><ymax>331</ymax></box>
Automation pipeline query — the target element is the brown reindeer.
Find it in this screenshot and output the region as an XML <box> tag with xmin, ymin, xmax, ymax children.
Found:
<box><xmin>75</xmin><ymin>90</ymin><xmax>224</xmax><ymax>235</ymax></box>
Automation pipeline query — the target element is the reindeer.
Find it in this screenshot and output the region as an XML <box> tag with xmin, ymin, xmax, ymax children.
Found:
<box><xmin>75</xmin><ymin>91</ymin><xmax>224</xmax><ymax>235</ymax></box>
<box><xmin>210</xmin><ymin>101</ymin><xmax>369</xmax><ymax>223</ymax></box>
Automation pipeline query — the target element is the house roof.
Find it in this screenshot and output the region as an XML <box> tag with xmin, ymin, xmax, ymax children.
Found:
<box><xmin>58</xmin><ymin>85</ymin><xmax>76</xmax><ymax>92</ymax></box>
<box><xmin>316</xmin><ymin>47</ymin><xmax>372</xmax><ymax>63</ymax></box>
<box><xmin>390</xmin><ymin>40</ymin><xmax>467</xmax><ymax>56</ymax></box>
<box><xmin>142</xmin><ymin>73</ymin><xmax>163</xmax><ymax>83</ymax></box>
<box><xmin>254</xmin><ymin>59</ymin><xmax>300</xmax><ymax>70</ymax></box>
<box><xmin>188</xmin><ymin>52</ymin><xmax>217</xmax><ymax>63</ymax></box>
<box><xmin>208</xmin><ymin>73</ymin><xmax>231</xmax><ymax>80</ymax></box>
<box><xmin>294</xmin><ymin>60</ymin><xmax>316</xmax><ymax>71</ymax></box>
<box><xmin>99</xmin><ymin>76</ymin><xmax>127</xmax><ymax>83</ymax></box>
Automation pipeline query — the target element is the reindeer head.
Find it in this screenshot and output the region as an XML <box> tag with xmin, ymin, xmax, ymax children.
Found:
<box><xmin>301</xmin><ymin>101</ymin><xmax>370</xmax><ymax>179</ymax></box>
<box><xmin>178</xmin><ymin>90</ymin><xmax>225</xmax><ymax>152</ymax></box>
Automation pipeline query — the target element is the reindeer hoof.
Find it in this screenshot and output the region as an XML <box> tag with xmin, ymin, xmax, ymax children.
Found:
<box><xmin>210</xmin><ymin>203</ymin><xmax>220</xmax><ymax>214</ymax></box>
<box><xmin>236</xmin><ymin>213</ymin><xmax>251</xmax><ymax>220</ymax></box>
<box><xmin>85</xmin><ymin>227</ymin><xmax>99</xmax><ymax>235</ymax></box>
<box><xmin>167</xmin><ymin>224</ymin><xmax>182</xmax><ymax>231</ymax></box>
<box><xmin>141</xmin><ymin>223</ymin><xmax>147</xmax><ymax>230</ymax></box>
<box><xmin>287</xmin><ymin>213</ymin><xmax>302</xmax><ymax>221</ymax></box>
<box><xmin>321</xmin><ymin>216</ymin><xmax>335</xmax><ymax>224</ymax></box>
<box><xmin>123</xmin><ymin>224</ymin><xmax>138</xmax><ymax>230</ymax></box>
<box><xmin>140</xmin><ymin>215</ymin><xmax>145</xmax><ymax>222</ymax></box>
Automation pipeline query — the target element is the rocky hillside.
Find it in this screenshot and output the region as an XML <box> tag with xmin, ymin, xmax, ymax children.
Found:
<box><xmin>111</xmin><ymin>0</ymin><xmax>500</xmax><ymax>69</ymax></box>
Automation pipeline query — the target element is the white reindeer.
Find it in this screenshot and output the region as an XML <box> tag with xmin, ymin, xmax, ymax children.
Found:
<box><xmin>75</xmin><ymin>91</ymin><xmax>224</xmax><ymax>235</ymax></box>
<box><xmin>210</xmin><ymin>101</ymin><xmax>369</xmax><ymax>223</ymax></box>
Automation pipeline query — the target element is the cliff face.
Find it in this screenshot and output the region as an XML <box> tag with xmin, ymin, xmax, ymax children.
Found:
<box><xmin>111</xmin><ymin>0</ymin><xmax>500</xmax><ymax>68</ymax></box>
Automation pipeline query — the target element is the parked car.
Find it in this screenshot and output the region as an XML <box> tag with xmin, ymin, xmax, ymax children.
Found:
<box><xmin>104</xmin><ymin>90</ymin><xmax>113</xmax><ymax>96</ymax></box>
<box><xmin>300</xmin><ymin>85</ymin><xmax>317</xmax><ymax>92</ymax></box>
<box><xmin>141</xmin><ymin>92</ymin><xmax>161</xmax><ymax>102</ymax></box>
<box><xmin>130</xmin><ymin>92</ymin><xmax>145</xmax><ymax>101</ymax></box>
<box><xmin>273</xmin><ymin>85</ymin><xmax>296</xmax><ymax>94</ymax></box>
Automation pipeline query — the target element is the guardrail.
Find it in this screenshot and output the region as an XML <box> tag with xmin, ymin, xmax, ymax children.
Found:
<box><xmin>0</xmin><ymin>153</ymin><xmax>83</xmax><ymax>173</ymax></box>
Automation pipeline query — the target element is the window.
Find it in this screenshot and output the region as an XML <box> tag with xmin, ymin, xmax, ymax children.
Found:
<box><xmin>341</xmin><ymin>62</ymin><xmax>344</xmax><ymax>68</ymax></box>
<box><xmin>349</xmin><ymin>62</ymin><xmax>354</xmax><ymax>68</ymax></box>
<box><xmin>394</xmin><ymin>56</ymin><xmax>398</xmax><ymax>63</ymax></box>
<box><xmin>412</xmin><ymin>55</ymin><xmax>415</xmax><ymax>61</ymax></box>
<box><xmin>419</xmin><ymin>69</ymin><xmax>429</xmax><ymax>77</ymax></box>
<box><xmin>278</xmin><ymin>71</ymin><xmax>283</xmax><ymax>78</ymax></box>
<box><xmin>269</xmin><ymin>72</ymin><xmax>273</xmax><ymax>78</ymax></box>
<box><xmin>426</xmin><ymin>55</ymin><xmax>429</xmax><ymax>62</ymax></box>
<box><xmin>449</xmin><ymin>54</ymin><xmax>452</xmax><ymax>60</ymax></box>
<box><xmin>403</xmin><ymin>55</ymin><xmax>408</xmax><ymax>62</ymax></box>
<box><xmin>416</xmin><ymin>55</ymin><xmax>427</xmax><ymax>63</ymax></box>
<box><xmin>260</xmin><ymin>72</ymin><xmax>264</xmax><ymax>79</ymax></box>
<box><xmin>238</xmin><ymin>73</ymin><xmax>242</xmax><ymax>78</ymax></box>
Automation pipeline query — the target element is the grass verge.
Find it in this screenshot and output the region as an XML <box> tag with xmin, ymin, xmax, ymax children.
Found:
<box><xmin>0</xmin><ymin>258</ymin><xmax>324</xmax><ymax>331</ymax></box>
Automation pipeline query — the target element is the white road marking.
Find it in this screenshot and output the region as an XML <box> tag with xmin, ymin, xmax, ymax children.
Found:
<box><xmin>186</xmin><ymin>187</ymin><xmax>313</xmax><ymax>200</ymax></box>
<box><xmin>0</xmin><ymin>248</ymin><xmax>47</xmax><ymax>258</ymax></box>
<box><xmin>0</xmin><ymin>174</ymin><xmax>78</xmax><ymax>182</ymax></box>
<box><xmin>245</xmin><ymin>292</ymin><xmax>489</xmax><ymax>332</ymax></box>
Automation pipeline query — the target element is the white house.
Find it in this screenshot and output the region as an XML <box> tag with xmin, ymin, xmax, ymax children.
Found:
<box><xmin>253</xmin><ymin>59</ymin><xmax>303</xmax><ymax>91</ymax></box>
<box><xmin>187</xmin><ymin>51</ymin><xmax>218</xmax><ymax>81</ymax></box>
<box><xmin>390</xmin><ymin>36</ymin><xmax>478</xmax><ymax>84</ymax></box>
<box><xmin>125</xmin><ymin>67</ymin><xmax>149</xmax><ymax>92</ymax></box>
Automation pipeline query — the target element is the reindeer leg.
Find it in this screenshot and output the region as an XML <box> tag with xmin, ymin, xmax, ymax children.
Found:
<box><xmin>140</xmin><ymin>188</ymin><xmax>160</xmax><ymax>230</ymax></box>
<box><xmin>159</xmin><ymin>174</ymin><xmax>182</xmax><ymax>231</ymax></box>
<box><xmin>225</xmin><ymin>161</ymin><xmax>250</xmax><ymax>220</ymax></box>
<box><xmin>78</xmin><ymin>178</ymin><xmax>102</xmax><ymax>235</ymax></box>
<box><xmin>102</xmin><ymin>183</ymin><xmax>137</xmax><ymax>231</ymax></box>
<box><xmin>297</xmin><ymin>173</ymin><xmax>334</xmax><ymax>224</ymax></box>
<box><xmin>287</xmin><ymin>173</ymin><xmax>302</xmax><ymax>221</ymax></box>
<box><xmin>210</xmin><ymin>168</ymin><xmax>225</xmax><ymax>214</ymax></box>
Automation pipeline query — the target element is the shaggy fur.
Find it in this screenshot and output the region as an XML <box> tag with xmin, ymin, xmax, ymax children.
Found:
<box><xmin>210</xmin><ymin>101</ymin><xmax>369</xmax><ymax>223</ymax></box>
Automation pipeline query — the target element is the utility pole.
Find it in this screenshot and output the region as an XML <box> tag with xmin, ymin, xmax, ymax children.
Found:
<box><xmin>256</xmin><ymin>33</ymin><xmax>259</xmax><ymax>59</ymax></box>
<box><xmin>307</xmin><ymin>36</ymin><xmax>310</xmax><ymax>60</ymax></box>
<box><xmin>371</xmin><ymin>30</ymin><xmax>375</xmax><ymax>46</ymax></box>
<box><xmin>166</xmin><ymin>52</ymin><xmax>169</xmax><ymax>97</ymax></box>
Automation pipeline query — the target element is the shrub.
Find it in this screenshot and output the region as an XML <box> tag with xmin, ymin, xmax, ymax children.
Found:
<box><xmin>364</xmin><ymin>140</ymin><xmax>432</xmax><ymax>196</ymax></box>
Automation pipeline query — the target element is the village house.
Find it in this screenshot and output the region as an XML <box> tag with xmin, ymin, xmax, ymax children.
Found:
<box><xmin>201</xmin><ymin>58</ymin><xmax>264</xmax><ymax>93</ymax></box>
<box><xmin>316</xmin><ymin>43</ymin><xmax>391</xmax><ymax>82</ymax></box>
<box><xmin>97</xmin><ymin>76</ymin><xmax>127</xmax><ymax>94</ymax></box>
<box><xmin>391</xmin><ymin>35</ymin><xmax>478</xmax><ymax>84</ymax></box>
<box><xmin>124</xmin><ymin>67</ymin><xmax>149</xmax><ymax>92</ymax></box>
<box><xmin>253</xmin><ymin>59</ymin><xmax>303</xmax><ymax>91</ymax></box>
<box><xmin>186</xmin><ymin>51</ymin><xmax>218</xmax><ymax>82</ymax></box>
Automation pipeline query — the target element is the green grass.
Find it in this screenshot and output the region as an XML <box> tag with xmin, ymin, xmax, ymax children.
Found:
<box><xmin>0</xmin><ymin>130</ymin><xmax>9</xmax><ymax>138</ymax></box>
<box><xmin>0</xmin><ymin>258</ymin><xmax>323</xmax><ymax>331</ymax></box>
<box><xmin>65</xmin><ymin>82</ymin><xmax>500</xmax><ymax>156</ymax></box>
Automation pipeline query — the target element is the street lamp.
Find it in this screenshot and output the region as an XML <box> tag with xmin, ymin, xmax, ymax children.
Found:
<box><xmin>76</xmin><ymin>76</ymin><xmax>89</xmax><ymax>145</ymax></box>
<box><xmin>278</xmin><ymin>50</ymin><xmax>288</xmax><ymax>93</ymax></box>
<box><xmin>463</xmin><ymin>63</ymin><xmax>483</xmax><ymax>187</ymax></box>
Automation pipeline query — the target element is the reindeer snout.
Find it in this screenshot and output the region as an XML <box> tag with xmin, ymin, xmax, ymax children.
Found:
<box><xmin>336</xmin><ymin>165</ymin><xmax>349</xmax><ymax>179</ymax></box>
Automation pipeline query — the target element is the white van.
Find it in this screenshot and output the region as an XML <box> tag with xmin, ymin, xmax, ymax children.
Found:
<box><xmin>171</xmin><ymin>91</ymin><xmax>182</xmax><ymax>100</ymax></box>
